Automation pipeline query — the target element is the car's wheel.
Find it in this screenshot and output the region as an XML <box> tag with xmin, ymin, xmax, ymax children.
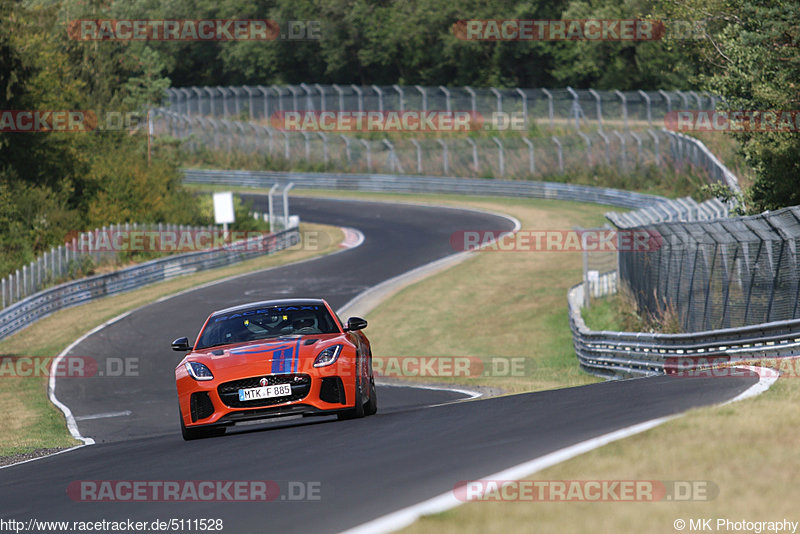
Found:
<box><xmin>364</xmin><ymin>376</ymin><xmax>378</xmax><ymax>416</ymax></box>
<box><xmin>180</xmin><ymin>410</ymin><xmax>225</xmax><ymax>440</ymax></box>
<box><xmin>337</xmin><ymin>364</ymin><xmax>366</xmax><ymax>420</ymax></box>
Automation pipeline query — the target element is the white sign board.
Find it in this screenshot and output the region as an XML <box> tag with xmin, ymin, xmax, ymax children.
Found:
<box><xmin>213</xmin><ymin>192</ymin><xmax>235</xmax><ymax>225</ymax></box>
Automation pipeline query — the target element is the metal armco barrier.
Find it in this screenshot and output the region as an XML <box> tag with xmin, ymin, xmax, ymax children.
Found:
<box><xmin>0</xmin><ymin>228</ymin><xmax>300</xmax><ymax>341</ymax></box>
<box><xmin>568</xmin><ymin>283</ymin><xmax>800</xmax><ymax>379</ymax></box>
<box><xmin>182</xmin><ymin>168</ymin><xmax>800</xmax><ymax>380</ymax></box>
<box><xmin>182</xmin><ymin>168</ymin><xmax>666</xmax><ymax>209</ymax></box>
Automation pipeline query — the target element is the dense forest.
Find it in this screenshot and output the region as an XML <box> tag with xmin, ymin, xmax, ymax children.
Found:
<box><xmin>1</xmin><ymin>0</ymin><xmax>798</xmax><ymax>277</ymax></box>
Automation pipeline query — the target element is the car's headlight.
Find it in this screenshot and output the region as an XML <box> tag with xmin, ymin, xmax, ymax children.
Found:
<box><xmin>185</xmin><ymin>361</ymin><xmax>214</xmax><ymax>380</ymax></box>
<box><xmin>313</xmin><ymin>345</ymin><xmax>342</xmax><ymax>367</ymax></box>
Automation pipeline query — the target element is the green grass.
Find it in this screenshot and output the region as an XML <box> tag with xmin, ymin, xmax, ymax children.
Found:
<box><xmin>0</xmin><ymin>223</ymin><xmax>343</xmax><ymax>460</ymax></box>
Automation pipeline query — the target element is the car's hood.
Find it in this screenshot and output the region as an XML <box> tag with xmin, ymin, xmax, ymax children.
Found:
<box><xmin>183</xmin><ymin>334</ymin><xmax>348</xmax><ymax>375</ymax></box>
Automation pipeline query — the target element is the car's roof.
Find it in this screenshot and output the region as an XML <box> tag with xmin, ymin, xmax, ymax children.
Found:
<box><xmin>211</xmin><ymin>298</ymin><xmax>329</xmax><ymax>317</ymax></box>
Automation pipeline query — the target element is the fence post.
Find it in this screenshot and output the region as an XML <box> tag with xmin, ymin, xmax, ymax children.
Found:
<box><xmin>300</xmin><ymin>83</ymin><xmax>315</xmax><ymax>110</ymax></box>
<box><xmin>490</xmin><ymin>87</ymin><xmax>502</xmax><ymax>115</ymax></box>
<box><xmin>614</xmin><ymin>90</ymin><xmax>628</xmax><ymax>131</ymax></box>
<box><xmin>638</xmin><ymin>90</ymin><xmax>652</xmax><ymax>126</ymax></box>
<box><xmin>301</xmin><ymin>131</ymin><xmax>311</xmax><ymax>160</ymax></box>
<box><xmin>372</xmin><ymin>85</ymin><xmax>384</xmax><ymax>113</ymax></box>
<box><xmin>492</xmin><ymin>137</ymin><xmax>504</xmax><ymax>177</ymax></box>
<box><xmin>630</xmin><ymin>131</ymin><xmax>643</xmax><ymax>165</ymax></box>
<box><xmin>271</xmin><ymin>84</ymin><xmax>285</xmax><ymax>111</ymax></box>
<box><xmin>541</xmin><ymin>88</ymin><xmax>554</xmax><ymax>129</ymax></box>
<box><xmin>392</xmin><ymin>84</ymin><xmax>405</xmax><ymax>112</ymax></box>
<box><xmin>648</xmin><ymin>129</ymin><xmax>660</xmax><ymax>164</ymax></box>
<box><xmin>332</xmin><ymin>84</ymin><xmax>344</xmax><ymax>112</ymax></box>
<box><xmin>552</xmin><ymin>136</ymin><xmax>563</xmax><ymax>173</ymax></box>
<box><xmin>281</xmin><ymin>130</ymin><xmax>291</xmax><ymax>160</ymax></box>
<box><xmin>351</xmin><ymin>85</ymin><xmax>364</xmax><ymax>113</ymax></box>
<box><xmin>688</xmin><ymin>90</ymin><xmax>702</xmax><ymax>109</ymax></box>
<box><xmin>577</xmin><ymin>132</ymin><xmax>593</xmax><ymax>166</ymax></box>
<box><xmin>287</xmin><ymin>85</ymin><xmax>301</xmax><ymax>111</ymax></box>
<box><xmin>360</xmin><ymin>139</ymin><xmax>372</xmax><ymax>171</ymax></box>
<box><xmin>597</xmin><ymin>131</ymin><xmax>611</xmax><ymax>165</ymax></box>
<box><xmin>438</xmin><ymin>86</ymin><xmax>451</xmax><ymax>113</ymax></box>
<box><xmin>382</xmin><ymin>139</ymin><xmax>401</xmax><ymax>172</ymax></box>
<box><xmin>515</xmin><ymin>88</ymin><xmax>528</xmax><ymax>129</ymax></box>
<box><xmin>415</xmin><ymin>85</ymin><xmax>427</xmax><ymax>114</ymax></box>
<box><xmin>589</xmin><ymin>89</ymin><xmax>603</xmax><ymax>132</ymax></box>
<box><xmin>522</xmin><ymin>137</ymin><xmax>535</xmax><ymax>175</ymax></box>
<box><xmin>613</xmin><ymin>130</ymin><xmax>627</xmax><ymax>170</ymax></box>
<box><xmin>464</xmin><ymin>86</ymin><xmax>477</xmax><ymax>116</ymax></box>
<box><xmin>243</xmin><ymin>86</ymin><xmax>256</xmax><ymax>120</ymax></box>
<box><xmin>567</xmin><ymin>87</ymin><xmax>581</xmax><ymax>130</ymax></box>
<box><xmin>340</xmin><ymin>134</ymin><xmax>352</xmax><ymax>162</ymax></box>
<box><xmin>658</xmin><ymin>89</ymin><xmax>672</xmax><ymax>114</ymax></box>
<box><xmin>256</xmin><ymin>85</ymin><xmax>271</xmax><ymax>118</ymax></box>
<box><xmin>410</xmin><ymin>139</ymin><xmax>422</xmax><ymax>173</ymax></box>
<box><xmin>465</xmin><ymin>138</ymin><xmax>479</xmax><ymax>174</ymax></box>
<box><xmin>315</xmin><ymin>83</ymin><xmax>326</xmax><ymax>111</ymax></box>
<box><xmin>318</xmin><ymin>132</ymin><xmax>329</xmax><ymax>165</ymax></box>
<box><xmin>438</xmin><ymin>139</ymin><xmax>449</xmax><ymax>175</ymax></box>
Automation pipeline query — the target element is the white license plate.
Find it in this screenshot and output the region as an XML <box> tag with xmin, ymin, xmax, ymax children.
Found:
<box><xmin>238</xmin><ymin>383</ymin><xmax>292</xmax><ymax>401</ymax></box>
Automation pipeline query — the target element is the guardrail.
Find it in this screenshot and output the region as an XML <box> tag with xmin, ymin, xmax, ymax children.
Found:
<box><xmin>185</xmin><ymin>168</ymin><xmax>800</xmax><ymax>379</ymax></box>
<box><xmin>568</xmin><ymin>282</ymin><xmax>800</xmax><ymax>379</ymax></box>
<box><xmin>1</xmin><ymin>222</ymin><xmax>216</xmax><ymax>311</ymax></box>
<box><xmin>182</xmin><ymin>168</ymin><xmax>666</xmax><ymax>209</ymax></box>
<box><xmin>0</xmin><ymin>228</ymin><xmax>300</xmax><ymax>341</ymax></box>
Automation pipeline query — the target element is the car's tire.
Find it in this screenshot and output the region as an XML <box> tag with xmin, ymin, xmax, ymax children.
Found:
<box><xmin>337</xmin><ymin>364</ymin><xmax>366</xmax><ymax>421</ymax></box>
<box><xmin>364</xmin><ymin>376</ymin><xmax>378</xmax><ymax>416</ymax></box>
<box><xmin>180</xmin><ymin>410</ymin><xmax>225</xmax><ymax>440</ymax></box>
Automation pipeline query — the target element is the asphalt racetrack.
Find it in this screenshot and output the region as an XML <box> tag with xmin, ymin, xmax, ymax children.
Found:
<box><xmin>0</xmin><ymin>196</ymin><xmax>758</xmax><ymax>533</ymax></box>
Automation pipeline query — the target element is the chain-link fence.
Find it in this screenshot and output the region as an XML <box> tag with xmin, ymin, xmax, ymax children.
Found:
<box><xmin>152</xmin><ymin>108</ymin><xmax>737</xmax><ymax>189</ymax></box>
<box><xmin>618</xmin><ymin>206</ymin><xmax>800</xmax><ymax>332</ymax></box>
<box><xmin>164</xmin><ymin>85</ymin><xmax>720</xmax><ymax>132</ymax></box>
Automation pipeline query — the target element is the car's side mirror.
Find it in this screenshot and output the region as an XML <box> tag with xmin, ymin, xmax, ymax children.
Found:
<box><xmin>344</xmin><ymin>317</ymin><xmax>368</xmax><ymax>331</ymax></box>
<box><xmin>172</xmin><ymin>337</ymin><xmax>191</xmax><ymax>351</ymax></box>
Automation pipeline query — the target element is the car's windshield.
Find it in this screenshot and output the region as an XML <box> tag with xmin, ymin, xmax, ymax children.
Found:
<box><xmin>196</xmin><ymin>304</ymin><xmax>340</xmax><ymax>349</ymax></box>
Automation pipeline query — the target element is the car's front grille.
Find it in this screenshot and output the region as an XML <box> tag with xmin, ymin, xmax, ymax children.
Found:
<box><xmin>319</xmin><ymin>376</ymin><xmax>347</xmax><ymax>404</ymax></box>
<box><xmin>190</xmin><ymin>392</ymin><xmax>215</xmax><ymax>422</ymax></box>
<box><xmin>217</xmin><ymin>373</ymin><xmax>311</xmax><ymax>408</ymax></box>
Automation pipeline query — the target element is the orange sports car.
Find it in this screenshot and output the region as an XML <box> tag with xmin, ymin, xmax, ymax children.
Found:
<box><xmin>172</xmin><ymin>298</ymin><xmax>377</xmax><ymax>440</ymax></box>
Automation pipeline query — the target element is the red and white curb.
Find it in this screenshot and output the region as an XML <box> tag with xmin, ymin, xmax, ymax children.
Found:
<box><xmin>340</xmin><ymin>227</ymin><xmax>365</xmax><ymax>249</ymax></box>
